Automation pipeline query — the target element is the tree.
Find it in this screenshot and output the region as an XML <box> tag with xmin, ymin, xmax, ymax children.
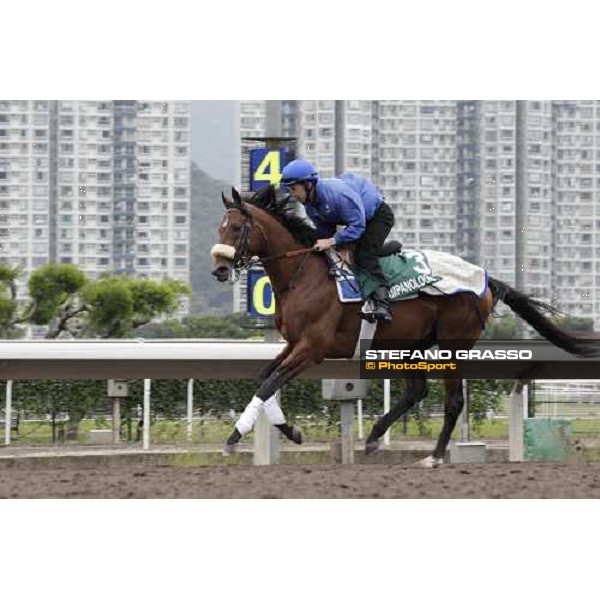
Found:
<box><xmin>0</xmin><ymin>265</ymin><xmax>28</xmax><ymax>338</ymax></box>
<box><xmin>49</xmin><ymin>272</ymin><xmax>189</xmax><ymax>438</ymax></box>
<box><xmin>5</xmin><ymin>264</ymin><xmax>191</xmax><ymax>439</ymax></box>
<box><xmin>0</xmin><ymin>263</ymin><xmax>89</xmax><ymax>338</ymax></box>
<box><xmin>137</xmin><ymin>313</ymin><xmax>256</xmax><ymax>339</ymax></box>
<box><xmin>78</xmin><ymin>276</ymin><xmax>191</xmax><ymax>338</ymax></box>
<box><xmin>22</xmin><ymin>265</ymin><xmax>192</xmax><ymax>339</ymax></box>
<box><xmin>28</xmin><ymin>264</ymin><xmax>88</xmax><ymax>337</ymax></box>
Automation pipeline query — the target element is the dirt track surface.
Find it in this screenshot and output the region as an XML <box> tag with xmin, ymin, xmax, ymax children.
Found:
<box><xmin>1</xmin><ymin>462</ymin><xmax>600</xmax><ymax>498</ymax></box>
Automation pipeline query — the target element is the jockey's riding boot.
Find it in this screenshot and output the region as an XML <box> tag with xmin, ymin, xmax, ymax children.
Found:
<box><xmin>370</xmin><ymin>286</ymin><xmax>393</xmax><ymax>323</ymax></box>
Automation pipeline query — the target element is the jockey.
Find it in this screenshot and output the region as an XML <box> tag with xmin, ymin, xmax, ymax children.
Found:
<box><xmin>280</xmin><ymin>158</ymin><xmax>395</xmax><ymax>322</ymax></box>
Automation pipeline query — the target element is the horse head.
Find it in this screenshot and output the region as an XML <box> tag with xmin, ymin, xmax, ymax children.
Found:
<box><xmin>211</xmin><ymin>187</ymin><xmax>265</xmax><ymax>282</ymax></box>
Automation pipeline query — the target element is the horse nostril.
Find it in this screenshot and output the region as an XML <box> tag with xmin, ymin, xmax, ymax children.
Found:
<box><xmin>212</xmin><ymin>266</ymin><xmax>230</xmax><ymax>282</ymax></box>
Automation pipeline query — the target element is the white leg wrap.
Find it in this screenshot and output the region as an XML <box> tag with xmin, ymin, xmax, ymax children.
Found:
<box><xmin>235</xmin><ymin>396</ymin><xmax>264</xmax><ymax>435</ymax></box>
<box><xmin>264</xmin><ymin>395</ymin><xmax>285</xmax><ymax>426</ymax></box>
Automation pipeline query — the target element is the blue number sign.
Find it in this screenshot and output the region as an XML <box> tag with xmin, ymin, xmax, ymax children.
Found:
<box><xmin>250</xmin><ymin>148</ymin><xmax>288</xmax><ymax>191</ymax></box>
<box><xmin>247</xmin><ymin>268</ymin><xmax>276</xmax><ymax>318</ymax></box>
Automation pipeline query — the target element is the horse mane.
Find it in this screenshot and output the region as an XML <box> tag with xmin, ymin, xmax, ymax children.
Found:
<box><xmin>243</xmin><ymin>185</ymin><xmax>317</xmax><ymax>248</ymax></box>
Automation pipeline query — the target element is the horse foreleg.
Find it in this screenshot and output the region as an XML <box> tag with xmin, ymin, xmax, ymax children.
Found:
<box><xmin>224</xmin><ymin>344</ymin><xmax>314</xmax><ymax>453</ymax></box>
<box><xmin>365</xmin><ymin>376</ymin><xmax>428</xmax><ymax>455</ymax></box>
<box><xmin>257</xmin><ymin>343</ymin><xmax>293</xmax><ymax>384</ymax></box>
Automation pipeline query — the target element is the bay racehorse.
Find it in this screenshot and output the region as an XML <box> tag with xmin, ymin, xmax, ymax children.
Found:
<box><xmin>211</xmin><ymin>185</ymin><xmax>599</xmax><ymax>465</ymax></box>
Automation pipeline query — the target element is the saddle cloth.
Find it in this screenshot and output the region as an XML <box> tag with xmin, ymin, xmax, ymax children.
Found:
<box><xmin>331</xmin><ymin>248</ymin><xmax>488</xmax><ymax>304</ymax></box>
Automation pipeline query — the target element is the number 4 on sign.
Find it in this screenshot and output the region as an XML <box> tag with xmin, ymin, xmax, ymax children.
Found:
<box><xmin>254</xmin><ymin>151</ymin><xmax>282</xmax><ymax>186</ymax></box>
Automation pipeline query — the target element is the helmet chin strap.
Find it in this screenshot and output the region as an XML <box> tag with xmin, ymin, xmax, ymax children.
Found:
<box><xmin>303</xmin><ymin>182</ymin><xmax>315</xmax><ymax>204</ymax></box>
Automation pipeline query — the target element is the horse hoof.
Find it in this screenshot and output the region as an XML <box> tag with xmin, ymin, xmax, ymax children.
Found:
<box><xmin>290</xmin><ymin>426</ymin><xmax>303</xmax><ymax>445</ymax></box>
<box><xmin>222</xmin><ymin>443</ymin><xmax>238</xmax><ymax>457</ymax></box>
<box><xmin>365</xmin><ymin>440</ymin><xmax>380</xmax><ymax>455</ymax></box>
<box><xmin>416</xmin><ymin>455</ymin><xmax>443</xmax><ymax>468</ymax></box>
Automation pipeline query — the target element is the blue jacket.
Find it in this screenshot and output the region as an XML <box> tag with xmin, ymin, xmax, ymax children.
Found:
<box><xmin>306</xmin><ymin>172</ymin><xmax>384</xmax><ymax>245</ymax></box>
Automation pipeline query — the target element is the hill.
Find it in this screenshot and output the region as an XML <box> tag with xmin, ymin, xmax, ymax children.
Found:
<box><xmin>189</xmin><ymin>162</ymin><xmax>233</xmax><ymax>314</ymax></box>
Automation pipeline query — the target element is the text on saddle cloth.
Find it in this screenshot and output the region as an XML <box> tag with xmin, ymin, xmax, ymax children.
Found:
<box><xmin>326</xmin><ymin>248</ymin><xmax>488</xmax><ymax>304</ymax></box>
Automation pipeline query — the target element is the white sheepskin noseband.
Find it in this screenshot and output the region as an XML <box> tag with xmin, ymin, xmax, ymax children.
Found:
<box><xmin>211</xmin><ymin>244</ymin><xmax>236</xmax><ymax>261</ymax></box>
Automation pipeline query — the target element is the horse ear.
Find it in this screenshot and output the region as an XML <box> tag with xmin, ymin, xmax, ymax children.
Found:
<box><xmin>221</xmin><ymin>191</ymin><xmax>231</xmax><ymax>209</ymax></box>
<box><xmin>266</xmin><ymin>184</ymin><xmax>277</xmax><ymax>201</ymax></box>
<box><xmin>231</xmin><ymin>187</ymin><xmax>243</xmax><ymax>206</ymax></box>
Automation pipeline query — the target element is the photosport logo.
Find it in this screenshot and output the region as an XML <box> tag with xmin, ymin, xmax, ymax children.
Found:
<box><xmin>358</xmin><ymin>340</ymin><xmax>600</xmax><ymax>379</ymax></box>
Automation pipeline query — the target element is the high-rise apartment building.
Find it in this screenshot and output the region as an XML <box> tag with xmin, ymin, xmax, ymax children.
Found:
<box><xmin>372</xmin><ymin>100</ymin><xmax>457</xmax><ymax>253</ymax></box>
<box><xmin>0</xmin><ymin>100</ymin><xmax>52</xmax><ymax>283</ymax></box>
<box><xmin>240</xmin><ymin>100</ymin><xmax>266</xmax><ymax>138</ymax></box>
<box><xmin>551</xmin><ymin>100</ymin><xmax>599</xmax><ymax>320</ymax></box>
<box><xmin>475</xmin><ymin>100</ymin><xmax>553</xmax><ymax>295</ymax></box>
<box><xmin>296</xmin><ymin>100</ymin><xmax>372</xmax><ymax>179</ymax></box>
<box><xmin>237</xmin><ymin>99</ymin><xmax>600</xmax><ymax>327</ymax></box>
<box><xmin>241</xmin><ymin>100</ymin><xmax>372</xmax><ymax>178</ymax></box>
<box><xmin>0</xmin><ymin>100</ymin><xmax>191</xmax><ymax>313</ymax></box>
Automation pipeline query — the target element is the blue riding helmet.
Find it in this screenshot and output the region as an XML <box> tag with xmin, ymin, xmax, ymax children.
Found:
<box><xmin>280</xmin><ymin>159</ymin><xmax>319</xmax><ymax>188</ymax></box>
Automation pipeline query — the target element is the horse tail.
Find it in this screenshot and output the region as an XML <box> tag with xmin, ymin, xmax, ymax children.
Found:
<box><xmin>488</xmin><ymin>276</ymin><xmax>600</xmax><ymax>358</ymax></box>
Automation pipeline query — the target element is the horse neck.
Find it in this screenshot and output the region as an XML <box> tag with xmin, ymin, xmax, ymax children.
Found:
<box><xmin>251</xmin><ymin>208</ymin><xmax>318</xmax><ymax>293</ymax></box>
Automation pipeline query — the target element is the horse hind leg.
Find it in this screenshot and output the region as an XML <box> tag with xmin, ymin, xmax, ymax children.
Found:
<box><xmin>415</xmin><ymin>377</ymin><xmax>466</xmax><ymax>468</ymax></box>
<box><xmin>364</xmin><ymin>330</ymin><xmax>438</xmax><ymax>455</ymax></box>
<box><xmin>418</xmin><ymin>298</ymin><xmax>483</xmax><ymax>467</ymax></box>
<box><xmin>417</xmin><ymin>377</ymin><xmax>465</xmax><ymax>467</ymax></box>
<box><xmin>365</xmin><ymin>375</ymin><xmax>428</xmax><ymax>455</ymax></box>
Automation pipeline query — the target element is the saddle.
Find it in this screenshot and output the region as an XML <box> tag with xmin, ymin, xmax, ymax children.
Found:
<box><xmin>324</xmin><ymin>243</ymin><xmax>404</xmax><ymax>306</ymax></box>
<box><xmin>331</xmin><ymin>240</ymin><xmax>402</xmax><ymax>270</ymax></box>
<box><xmin>325</xmin><ymin>245</ymin><xmax>488</xmax><ymax>307</ymax></box>
<box><xmin>379</xmin><ymin>240</ymin><xmax>403</xmax><ymax>257</ymax></box>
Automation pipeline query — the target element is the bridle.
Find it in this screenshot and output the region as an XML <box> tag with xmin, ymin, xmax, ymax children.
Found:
<box><xmin>228</xmin><ymin>208</ymin><xmax>313</xmax><ymax>293</ymax></box>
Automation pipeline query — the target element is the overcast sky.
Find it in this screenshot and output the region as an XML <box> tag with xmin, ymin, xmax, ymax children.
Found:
<box><xmin>191</xmin><ymin>101</ymin><xmax>239</xmax><ymax>185</ymax></box>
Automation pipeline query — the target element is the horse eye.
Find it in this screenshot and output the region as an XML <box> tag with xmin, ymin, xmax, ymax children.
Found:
<box><xmin>231</xmin><ymin>224</ymin><xmax>242</xmax><ymax>232</ymax></box>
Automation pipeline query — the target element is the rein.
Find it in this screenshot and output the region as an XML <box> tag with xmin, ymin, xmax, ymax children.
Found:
<box><xmin>261</xmin><ymin>247</ymin><xmax>314</xmax><ymax>263</ymax></box>
<box><xmin>231</xmin><ymin>217</ymin><xmax>315</xmax><ymax>293</ymax></box>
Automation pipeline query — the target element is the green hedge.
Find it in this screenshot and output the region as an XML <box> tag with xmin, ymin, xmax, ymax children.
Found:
<box><xmin>1</xmin><ymin>377</ymin><xmax>509</xmax><ymax>422</ymax></box>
